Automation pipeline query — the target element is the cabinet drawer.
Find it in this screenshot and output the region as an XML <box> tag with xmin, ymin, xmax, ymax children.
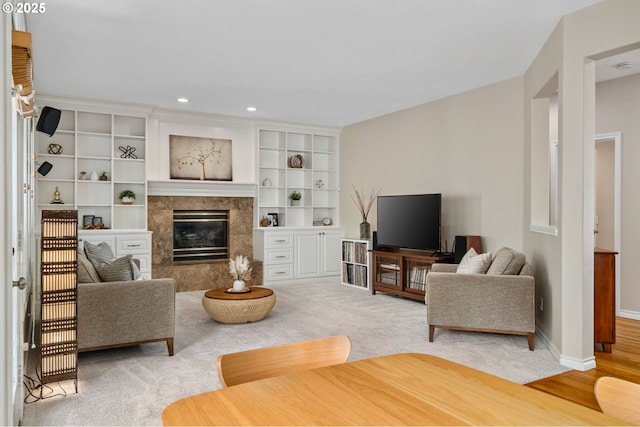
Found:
<box><xmin>265</xmin><ymin>265</ymin><xmax>293</xmax><ymax>281</ymax></box>
<box><xmin>265</xmin><ymin>250</ymin><xmax>293</xmax><ymax>265</ymax></box>
<box><xmin>116</xmin><ymin>237</ymin><xmax>149</xmax><ymax>254</ymax></box>
<box><xmin>266</xmin><ymin>233</ymin><xmax>293</xmax><ymax>248</ymax></box>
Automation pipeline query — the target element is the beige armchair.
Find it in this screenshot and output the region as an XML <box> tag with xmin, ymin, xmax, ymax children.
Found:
<box><xmin>426</xmin><ymin>247</ymin><xmax>535</xmax><ymax>350</ymax></box>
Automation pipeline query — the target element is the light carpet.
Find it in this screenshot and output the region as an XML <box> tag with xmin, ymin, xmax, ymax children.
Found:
<box><xmin>23</xmin><ymin>279</ymin><xmax>570</xmax><ymax>426</ymax></box>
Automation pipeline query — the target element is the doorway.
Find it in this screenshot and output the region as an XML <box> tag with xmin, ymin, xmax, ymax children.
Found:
<box><xmin>595</xmin><ymin>132</ymin><xmax>621</xmax><ymax>316</ymax></box>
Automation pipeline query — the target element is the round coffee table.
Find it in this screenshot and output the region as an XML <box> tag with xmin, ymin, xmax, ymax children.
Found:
<box><xmin>202</xmin><ymin>287</ymin><xmax>276</xmax><ymax>324</ymax></box>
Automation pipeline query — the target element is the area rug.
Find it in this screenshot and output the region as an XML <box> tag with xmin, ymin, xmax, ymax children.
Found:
<box><xmin>22</xmin><ymin>279</ymin><xmax>570</xmax><ymax>426</ymax></box>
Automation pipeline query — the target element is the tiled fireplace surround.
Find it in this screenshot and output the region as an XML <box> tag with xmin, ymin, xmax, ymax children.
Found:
<box><xmin>148</xmin><ymin>195</ymin><xmax>262</xmax><ymax>292</ymax></box>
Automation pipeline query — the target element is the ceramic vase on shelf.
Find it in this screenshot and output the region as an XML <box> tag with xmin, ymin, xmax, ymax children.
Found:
<box><xmin>360</xmin><ymin>219</ymin><xmax>371</xmax><ymax>239</ymax></box>
<box><xmin>233</xmin><ymin>280</ymin><xmax>246</xmax><ymax>292</ymax></box>
<box><xmin>89</xmin><ymin>171</ymin><xmax>98</xmax><ymax>181</ymax></box>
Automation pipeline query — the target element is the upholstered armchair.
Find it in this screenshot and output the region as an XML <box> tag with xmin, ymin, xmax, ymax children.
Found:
<box><xmin>426</xmin><ymin>247</ymin><xmax>536</xmax><ymax>350</ymax></box>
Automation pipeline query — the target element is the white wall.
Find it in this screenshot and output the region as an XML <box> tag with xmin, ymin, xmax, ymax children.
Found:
<box><xmin>596</xmin><ymin>73</ymin><xmax>640</xmax><ymax>317</ymax></box>
<box><xmin>524</xmin><ymin>0</ymin><xmax>640</xmax><ymax>368</ymax></box>
<box><xmin>340</xmin><ymin>76</ymin><xmax>524</xmax><ymax>254</ymax></box>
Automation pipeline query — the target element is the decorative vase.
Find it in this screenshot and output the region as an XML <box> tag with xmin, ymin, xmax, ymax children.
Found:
<box><xmin>291</xmin><ymin>200</ymin><xmax>300</xmax><ymax>206</ymax></box>
<box><xmin>99</xmin><ymin>172</ymin><xmax>108</xmax><ymax>181</ymax></box>
<box><xmin>360</xmin><ymin>220</ymin><xmax>371</xmax><ymax>239</ymax></box>
<box><xmin>121</xmin><ymin>196</ymin><xmax>134</xmax><ymax>205</ymax></box>
<box><xmin>89</xmin><ymin>171</ymin><xmax>98</xmax><ymax>181</ymax></box>
<box><xmin>233</xmin><ymin>279</ymin><xmax>246</xmax><ymax>291</ymax></box>
<box><xmin>262</xmin><ymin>177</ymin><xmax>272</xmax><ymax>187</ymax></box>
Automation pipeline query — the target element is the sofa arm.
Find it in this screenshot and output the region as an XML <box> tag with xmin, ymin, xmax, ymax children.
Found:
<box><xmin>431</xmin><ymin>263</ymin><xmax>458</xmax><ymax>273</ymax></box>
<box><xmin>77</xmin><ymin>278</ymin><xmax>176</xmax><ymax>352</ymax></box>
<box><xmin>426</xmin><ymin>272</ymin><xmax>535</xmax><ymax>333</ymax></box>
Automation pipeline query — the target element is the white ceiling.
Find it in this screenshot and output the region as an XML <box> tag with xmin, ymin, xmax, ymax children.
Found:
<box><xmin>26</xmin><ymin>0</ymin><xmax>635</xmax><ymax>128</ymax></box>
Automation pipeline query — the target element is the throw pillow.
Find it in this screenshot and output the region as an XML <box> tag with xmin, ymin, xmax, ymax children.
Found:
<box><xmin>95</xmin><ymin>254</ymin><xmax>136</xmax><ymax>282</ymax></box>
<box><xmin>486</xmin><ymin>247</ymin><xmax>526</xmax><ymax>275</ymax></box>
<box><xmin>77</xmin><ymin>249</ymin><xmax>101</xmax><ymax>283</ymax></box>
<box><xmin>84</xmin><ymin>241</ymin><xmax>116</xmax><ymax>270</ymax></box>
<box><xmin>456</xmin><ymin>248</ymin><xmax>492</xmax><ymax>274</ymax></box>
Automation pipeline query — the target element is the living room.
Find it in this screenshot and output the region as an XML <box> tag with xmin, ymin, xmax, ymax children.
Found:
<box><xmin>3</xmin><ymin>0</ymin><xmax>640</xmax><ymax>425</ymax></box>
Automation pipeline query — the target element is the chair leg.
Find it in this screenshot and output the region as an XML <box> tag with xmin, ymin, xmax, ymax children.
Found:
<box><xmin>429</xmin><ymin>325</ymin><xmax>435</xmax><ymax>342</ymax></box>
<box><xmin>527</xmin><ymin>333</ymin><xmax>534</xmax><ymax>351</ymax></box>
<box><xmin>167</xmin><ymin>338</ymin><xmax>174</xmax><ymax>356</ymax></box>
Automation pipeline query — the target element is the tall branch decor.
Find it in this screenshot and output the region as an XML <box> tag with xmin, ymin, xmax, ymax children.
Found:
<box><xmin>351</xmin><ymin>185</ymin><xmax>381</xmax><ymax>239</ymax></box>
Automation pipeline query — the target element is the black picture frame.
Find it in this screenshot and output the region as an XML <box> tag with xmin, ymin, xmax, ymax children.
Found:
<box><xmin>83</xmin><ymin>215</ymin><xmax>94</xmax><ymax>227</ymax></box>
<box><xmin>267</xmin><ymin>212</ymin><xmax>279</xmax><ymax>227</ymax></box>
<box><xmin>92</xmin><ymin>216</ymin><xmax>103</xmax><ymax>226</ymax></box>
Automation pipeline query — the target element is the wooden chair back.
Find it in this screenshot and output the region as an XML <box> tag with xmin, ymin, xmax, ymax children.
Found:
<box><xmin>594</xmin><ymin>376</ymin><xmax>640</xmax><ymax>424</ymax></box>
<box><xmin>217</xmin><ymin>335</ymin><xmax>351</xmax><ymax>387</ymax></box>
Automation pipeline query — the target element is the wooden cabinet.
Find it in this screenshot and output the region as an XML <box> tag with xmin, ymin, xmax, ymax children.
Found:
<box><xmin>594</xmin><ymin>247</ymin><xmax>618</xmax><ymax>352</ymax></box>
<box><xmin>35</xmin><ymin>96</ymin><xmax>151</xmax><ymax>231</ymax></box>
<box><xmin>372</xmin><ymin>249</ymin><xmax>453</xmax><ymax>301</ymax></box>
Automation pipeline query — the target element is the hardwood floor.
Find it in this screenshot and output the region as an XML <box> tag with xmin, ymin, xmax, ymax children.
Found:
<box><xmin>527</xmin><ymin>317</ymin><xmax>640</xmax><ymax>411</ymax></box>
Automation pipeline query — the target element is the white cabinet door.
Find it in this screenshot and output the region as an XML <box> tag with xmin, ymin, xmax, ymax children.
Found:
<box><xmin>294</xmin><ymin>231</ymin><xmax>321</xmax><ymax>278</ymax></box>
<box><xmin>321</xmin><ymin>231</ymin><xmax>344</xmax><ymax>276</ymax></box>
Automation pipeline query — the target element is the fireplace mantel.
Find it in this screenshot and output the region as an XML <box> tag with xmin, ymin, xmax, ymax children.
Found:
<box><xmin>147</xmin><ymin>180</ymin><xmax>257</xmax><ymax>198</ymax></box>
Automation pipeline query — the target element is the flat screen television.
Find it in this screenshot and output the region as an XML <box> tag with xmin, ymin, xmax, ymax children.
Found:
<box><xmin>376</xmin><ymin>193</ymin><xmax>441</xmax><ymax>252</ymax></box>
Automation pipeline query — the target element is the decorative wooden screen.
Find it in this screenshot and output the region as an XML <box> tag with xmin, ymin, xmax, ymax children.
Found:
<box><xmin>40</xmin><ymin>210</ymin><xmax>78</xmax><ymax>391</ymax></box>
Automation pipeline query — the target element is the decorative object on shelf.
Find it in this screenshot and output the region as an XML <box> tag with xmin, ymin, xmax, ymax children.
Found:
<box><xmin>78</xmin><ymin>171</ymin><xmax>87</xmax><ymax>180</ymax></box>
<box><xmin>288</xmin><ymin>154</ymin><xmax>304</xmax><ymax>169</ymax></box>
<box><xmin>228</xmin><ymin>255</ymin><xmax>253</xmax><ymax>291</ymax></box>
<box><xmin>40</xmin><ymin>210</ymin><xmax>78</xmax><ymax>392</ymax></box>
<box><xmin>89</xmin><ymin>171</ymin><xmax>98</xmax><ymax>181</ymax></box>
<box><xmin>262</xmin><ymin>177</ymin><xmax>272</xmax><ymax>187</ymax></box>
<box><xmin>47</xmin><ymin>143</ymin><xmax>63</xmax><ymax>155</ymax></box>
<box><xmin>82</xmin><ymin>215</ymin><xmax>94</xmax><ymax>228</ymax></box>
<box><xmin>99</xmin><ymin>172</ymin><xmax>108</xmax><ymax>181</ymax></box>
<box><xmin>118</xmin><ymin>145</ymin><xmax>138</xmax><ymax>159</ymax></box>
<box><xmin>267</xmin><ymin>213</ymin><xmax>279</xmax><ymax>227</ymax></box>
<box><xmin>322</xmin><ymin>217</ymin><xmax>333</xmax><ymax>226</ymax></box>
<box><xmin>290</xmin><ymin>191</ymin><xmax>302</xmax><ymax>206</ymax></box>
<box><xmin>51</xmin><ymin>186</ymin><xmax>63</xmax><ymax>204</ymax></box>
<box><xmin>352</xmin><ymin>185</ymin><xmax>382</xmax><ymax>239</ymax></box>
<box><xmin>36</xmin><ymin>106</ymin><xmax>62</xmax><ymax>136</ymax></box>
<box><xmin>119</xmin><ymin>189</ymin><xmax>136</xmax><ymax>205</ymax></box>
<box><xmin>36</xmin><ymin>161</ymin><xmax>53</xmax><ymax>176</ymax></box>
<box><xmin>260</xmin><ymin>217</ymin><xmax>271</xmax><ymax>227</ymax></box>
<box><xmin>316</xmin><ymin>179</ymin><xmax>325</xmax><ymax>188</ymax></box>
<box><xmin>170</xmin><ymin>135</ymin><xmax>232</xmax><ymax>181</ymax></box>
<box><xmin>92</xmin><ymin>216</ymin><xmax>103</xmax><ymax>228</ymax></box>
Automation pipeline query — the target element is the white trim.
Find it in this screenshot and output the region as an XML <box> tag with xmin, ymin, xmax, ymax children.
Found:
<box><xmin>535</xmin><ymin>325</ymin><xmax>597</xmax><ymax>371</ymax></box>
<box><xmin>529</xmin><ymin>224</ymin><xmax>559</xmax><ymax>236</ymax></box>
<box><xmin>619</xmin><ymin>309</ymin><xmax>640</xmax><ymax>321</ymax></box>
<box><xmin>147</xmin><ymin>180</ymin><xmax>257</xmax><ymax>198</ymax></box>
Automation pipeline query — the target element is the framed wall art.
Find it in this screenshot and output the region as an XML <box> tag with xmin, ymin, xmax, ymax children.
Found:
<box><xmin>169</xmin><ymin>135</ymin><xmax>233</xmax><ymax>181</ymax></box>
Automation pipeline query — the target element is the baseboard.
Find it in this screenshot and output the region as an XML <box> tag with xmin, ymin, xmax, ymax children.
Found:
<box><xmin>535</xmin><ymin>326</ymin><xmax>597</xmax><ymax>371</ymax></box>
<box><xmin>619</xmin><ymin>309</ymin><xmax>640</xmax><ymax>320</ymax></box>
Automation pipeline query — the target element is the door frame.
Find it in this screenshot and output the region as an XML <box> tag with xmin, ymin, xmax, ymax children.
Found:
<box><xmin>595</xmin><ymin>132</ymin><xmax>621</xmax><ymax>317</ymax></box>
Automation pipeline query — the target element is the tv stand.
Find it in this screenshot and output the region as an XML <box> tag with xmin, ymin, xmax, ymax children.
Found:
<box><xmin>371</xmin><ymin>248</ymin><xmax>454</xmax><ymax>301</ymax></box>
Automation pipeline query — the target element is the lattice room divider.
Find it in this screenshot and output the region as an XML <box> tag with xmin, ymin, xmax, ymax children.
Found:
<box><xmin>40</xmin><ymin>210</ymin><xmax>78</xmax><ymax>392</ymax></box>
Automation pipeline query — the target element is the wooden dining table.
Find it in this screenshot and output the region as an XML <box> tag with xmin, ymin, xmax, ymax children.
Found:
<box><xmin>162</xmin><ymin>352</ymin><xmax>626</xmax><ymax>426</ymax></box>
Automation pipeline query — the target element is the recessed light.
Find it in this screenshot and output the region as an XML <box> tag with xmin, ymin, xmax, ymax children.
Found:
<box><xmin>177</xmin><ymin>97</ymin><xmax>190</xmax><ymax>103</ymax></box>
<box><xmin>615</xmin><ymin>62</ymin><xmax>632</xmax><ymax>71</ymax></box>
<box><xmin>247</xmin><ymin>106</ymin><xmax>257</xmax><ymax>112</ymax></box>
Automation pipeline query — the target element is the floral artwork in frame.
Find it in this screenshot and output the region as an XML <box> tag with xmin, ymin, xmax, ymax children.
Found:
<box><xmin>169</xmin><ymin>135</ymin><xmax>233</xmax><ymax>181</ymax></box>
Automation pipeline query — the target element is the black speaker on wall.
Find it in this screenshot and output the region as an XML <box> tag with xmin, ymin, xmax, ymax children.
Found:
<box><xmin>36</xmin><ymin>106</ymin><xmax>62</xmax><ymax>136</ymax></box>
<box><xmin>454</xmin><ymin>235</ymin><xmax>483</xmax><ymax>263</ymax></box>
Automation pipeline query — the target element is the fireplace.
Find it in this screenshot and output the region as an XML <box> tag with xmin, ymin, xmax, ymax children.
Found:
<box><xmin>173</xmin><ymin>210</ymin><xmax>229</xmax><ymax>262</ymax></box>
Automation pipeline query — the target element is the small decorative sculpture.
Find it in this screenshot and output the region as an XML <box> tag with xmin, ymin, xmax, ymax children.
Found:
<box><xmin>51</xmin><ymin>186</ymin><xmax>63</xmax><ymax>204</ymax></box>
<box><xmin>118</xmin><ymin>145</ymin><xmax>137</xmax><ymax>159</ymax></box>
